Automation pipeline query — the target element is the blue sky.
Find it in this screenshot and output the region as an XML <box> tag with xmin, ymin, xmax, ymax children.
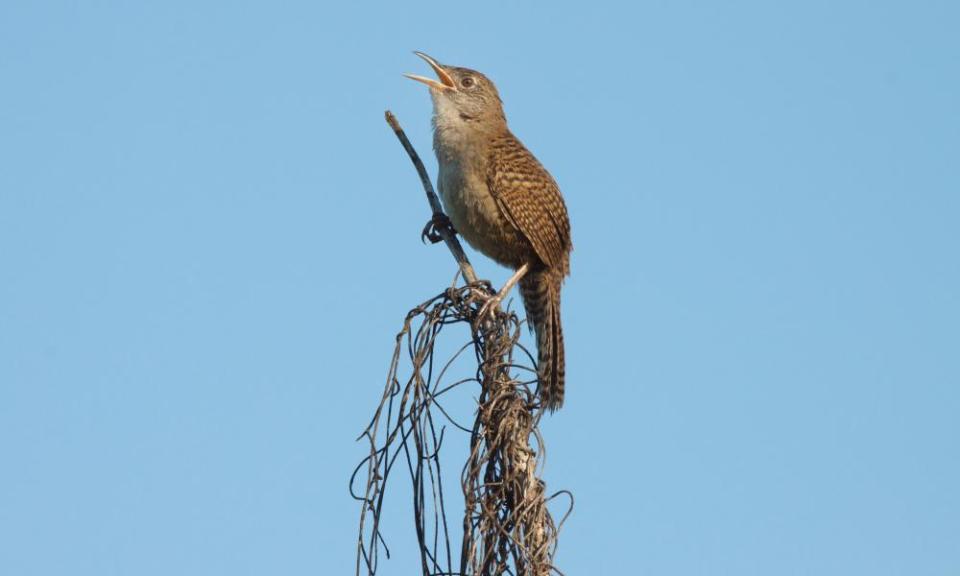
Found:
<box><xmin>1</xmin><ymin>1</ymin><xmax>958</xmax><ymax>574</ymax></box>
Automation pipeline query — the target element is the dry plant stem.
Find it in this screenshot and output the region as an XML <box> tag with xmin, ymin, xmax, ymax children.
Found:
<box><xmin>353</xmin><ymin>111</ymin><xmax>567</xmax><ymax>576</ymax></box>
<box><xmin>385</xmin><ymin>110</ymin><xmax>478</xmax><ymax>285</ymax></box>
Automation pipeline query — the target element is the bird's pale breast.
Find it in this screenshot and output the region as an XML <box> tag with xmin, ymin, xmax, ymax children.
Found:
<box><xmin>438</xmin><ymin>155</ymin><xmax>529</xmax><ymax>270</ymax></box>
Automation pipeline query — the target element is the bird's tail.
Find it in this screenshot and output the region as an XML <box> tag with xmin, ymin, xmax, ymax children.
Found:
<box><xmin>519</xmin><ymin>269</ymin><xmax>565</xmax><ymax>411</ymax></box>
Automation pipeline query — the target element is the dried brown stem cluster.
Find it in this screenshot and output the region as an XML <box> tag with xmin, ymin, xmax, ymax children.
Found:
<box><xmin>351</xmin><ymin>113</ymin><xmax>570</xmax><ymax>576</ymax></box>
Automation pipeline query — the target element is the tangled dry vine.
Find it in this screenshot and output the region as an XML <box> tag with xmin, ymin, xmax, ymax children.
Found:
<box><xmin>351</xmin><ymin>112</ymin><xmax>571</xmax><ymax>576</ymax></box>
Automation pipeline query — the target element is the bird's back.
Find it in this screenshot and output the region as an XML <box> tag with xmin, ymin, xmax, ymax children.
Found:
<box><xmin>484</xmin><ymin>131</ymin><xmax>572</xmax><ymax>274</ymax></box>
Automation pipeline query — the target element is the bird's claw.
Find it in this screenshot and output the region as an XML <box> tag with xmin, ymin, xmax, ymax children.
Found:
<box><xmin>475</xmin><ymin>294</ymin><xmax>503</xmax><ymax>325</ymax></box>
<box><xmin>421</xmin><ymin>213</ymin><xmax>454</xmax><ymax>244</ymax></box>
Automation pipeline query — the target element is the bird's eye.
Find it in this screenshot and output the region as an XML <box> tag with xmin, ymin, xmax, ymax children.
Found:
<box><xmin>460</xmin><ymin>76</ymin><xmax>475</xmax><ymax>88</ymax></box>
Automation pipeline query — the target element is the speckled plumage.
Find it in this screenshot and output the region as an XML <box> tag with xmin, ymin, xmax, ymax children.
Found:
<box><xmin>410</xmin><ymin>54</ymin><xmax>572</xmax><ymax>411</ymax></box>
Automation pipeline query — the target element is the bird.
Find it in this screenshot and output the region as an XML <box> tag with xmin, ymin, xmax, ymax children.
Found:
<box><xmin>406</xmin><ymin>52</ymin><xmax>572</xmax><ymax>411</ymax></box>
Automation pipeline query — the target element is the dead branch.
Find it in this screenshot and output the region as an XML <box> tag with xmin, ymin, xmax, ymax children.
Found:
<box><xmin>384</xmin><ymin>110</ymin><xmax>478</xmax><ymax>285</ymax></box>
<box><xmin>352</xmin><ymin>111</ymin><xmax>571</xmax><ymax>576</ymax></box>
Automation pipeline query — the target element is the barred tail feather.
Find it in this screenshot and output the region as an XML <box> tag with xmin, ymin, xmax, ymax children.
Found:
<box><xmin>520</xmin><ymin>270</ymin><xmax>565</xmax><ymax>411</ymax></box>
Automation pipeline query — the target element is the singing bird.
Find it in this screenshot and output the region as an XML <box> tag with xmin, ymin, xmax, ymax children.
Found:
<box><xmin>406</xmin><ymin>52</ymin><xmax>572</xmax><ymax>411</ymax></box>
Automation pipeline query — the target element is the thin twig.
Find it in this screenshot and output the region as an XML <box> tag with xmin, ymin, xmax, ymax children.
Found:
<box><xmin>385</xmin><ymin>110</ymin><xmax>478</xmax><ymax>284</ymax></box>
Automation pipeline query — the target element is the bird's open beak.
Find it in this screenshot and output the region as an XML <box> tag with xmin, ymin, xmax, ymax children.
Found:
<box><xmin>404</xmin><ymin>51</ymin><xmax>456</xmax><ymax>91</ymax></box>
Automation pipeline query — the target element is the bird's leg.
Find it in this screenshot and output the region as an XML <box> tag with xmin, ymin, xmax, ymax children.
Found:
<box><xmin>476</xmin><ymin>262</ymin><xmax>530</xmax><ymax>322</ymax></box>
<box><xmin>421</xmin><ymin>212</ymin><xmax>455</xmax><ymax>244</ymax></box>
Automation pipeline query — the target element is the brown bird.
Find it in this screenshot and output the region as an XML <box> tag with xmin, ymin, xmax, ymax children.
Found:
<box><xmin>406</xmin><ymin>52</ymin><xmax>572</xmax><ymax>411</ymax></box>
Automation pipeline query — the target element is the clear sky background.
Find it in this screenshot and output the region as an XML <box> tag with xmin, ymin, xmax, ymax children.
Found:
<box><xmin>1</xmin><ymin>1</ymin><xmax>958</xmax><ymax>574</ymax></box>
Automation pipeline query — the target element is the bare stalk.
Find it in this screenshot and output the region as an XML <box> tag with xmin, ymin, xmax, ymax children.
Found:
<box><xmin>352</xmin><ymin>112</ymin><xmax>571</xmax><ymax>576</ymax></box>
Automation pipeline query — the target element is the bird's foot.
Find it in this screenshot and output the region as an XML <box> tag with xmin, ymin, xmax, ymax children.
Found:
<box><xmin>421</xmin><ymin>213</ymin><xmax>455</xmax><ymax>244</ymax></box>
<box><xmin>474</xmin><ymin>263</ymin><xmax>530</xmax><ymax>325</ymax></box>
<box><xmin>475</xmin><ymin>293</ymin><xmax>504</xmax><ymax>325</ymax></box>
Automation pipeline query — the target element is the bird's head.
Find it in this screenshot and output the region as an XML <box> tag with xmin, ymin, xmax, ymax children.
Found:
<box><xmin>405</xmin><ymin>52</ymin><xmax>506</xmax><ymax>131</ymax></box>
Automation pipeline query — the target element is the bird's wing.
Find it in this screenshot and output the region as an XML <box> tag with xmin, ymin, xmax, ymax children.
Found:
<box><xmin>486</xmin><ymin>133</ymin><xmax>572</xmax><ymax>272</ymax></box>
